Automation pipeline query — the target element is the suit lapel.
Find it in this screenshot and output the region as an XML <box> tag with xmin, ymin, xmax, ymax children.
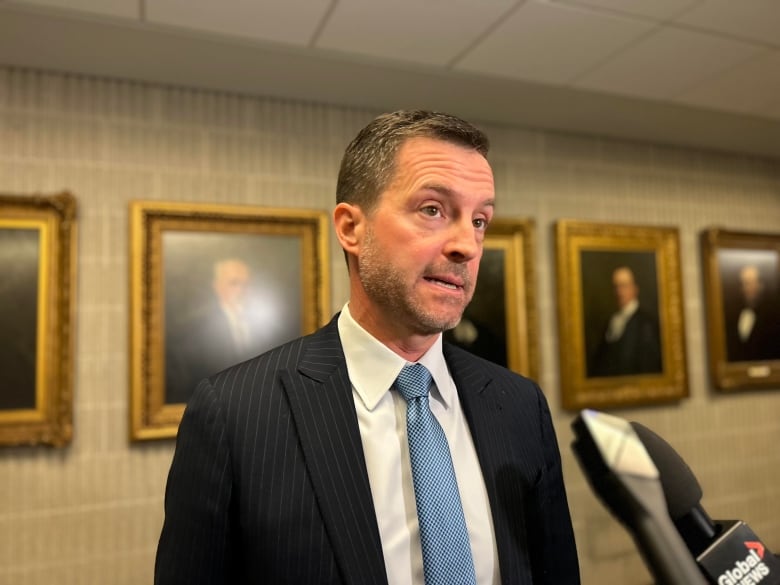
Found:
<box><xmin>444</xmin><ymin>344</ymin><xmax>524</xmax><ymax>585</ymax></box>
<box><xmin>444</xmin><ymin>342</ymin><xmax>499</xmax><ymax>480</ymax></box>
<box><xmin>282</xmin><ymin>319</ymin><xmax>388</xmax><ymax>585</ymax></box>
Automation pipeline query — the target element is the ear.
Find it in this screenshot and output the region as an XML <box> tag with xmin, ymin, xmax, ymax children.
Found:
<box><xmin>333</xmin><ymin>202</ymin><xmax>364</xmax><ymax>258</ymax></box>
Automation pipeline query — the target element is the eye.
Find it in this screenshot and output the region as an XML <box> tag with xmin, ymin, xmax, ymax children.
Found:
<box><xmin>473</xmin><ymin>217</ymin><xmax>488</xmax><ymax>230</ymax></box>
<box><xmin>420</xmin><ymin>205</ymin><xmax>442</xmax><ymax>217</ymax></box>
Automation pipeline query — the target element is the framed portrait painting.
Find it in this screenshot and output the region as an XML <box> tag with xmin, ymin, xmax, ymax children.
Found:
<box><xmin>443</xmin><ymin>218</ymin><xmax>538</xmax><ymax>380</ymax></box>
<box><xmin>555</xmin><ymin>220</ymin><xmax>688</xmax><ymax>410</ymax></box>
<box><xmin>0</xmin><ymin>192</ymin><xmax>77</xmax><ymax>447</ymax></box>
<box><xmin>701</xmin><ymin>228</ymin><xmax>780</xmax><ymax>391</ymax></box>
<box><xmin>130</xmin><ymin>201</ymin><xmax>330</xmax><ymax>441</ymax></box>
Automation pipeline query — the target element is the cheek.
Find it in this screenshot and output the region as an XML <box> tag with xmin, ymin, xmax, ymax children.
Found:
<box><xmin>468</xmin><ymin>257</ymin><xmax>482</xmax><ymax>279</ymax></box>
<box><xmin>395</xmin><ymin>236</ymin><xmax>432</xmax><ymax>260</ymax></box>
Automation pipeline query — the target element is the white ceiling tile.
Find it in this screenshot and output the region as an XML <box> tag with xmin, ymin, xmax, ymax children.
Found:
<box><xmin>455</xmin><ymin>0</ymin><xmax>654</xmax><ymax>85</ymax></box>
<box><xmin>10</xmin><ymin>0</ymin><xmax>138</xmax><ymax>19</ymax></box>
<box><xmin>1</xmin><ymin>0</ymin><xmax>780</xmax><ymax>157</ymax></box>
<box><xmin>552</xmin><ymin>0</ymin><xmax>699</xmax><ymax>21</ymax></box>
<box><xmin>672</xmin><ymin>49</ymin><xmax>780</xmax><ymax>116</ymax></box>
<box><xmin>146</xmin><ymin>0</ymin><xmax>331</xmax><ymax>46</ymax></box>
<box><xmin>675</xmin><ymin>0</ymin><xmax>780</xmax><ymax>46</ymax></box>
<box><xmin>315</xmin><ymin>0</ymin><xmax>516</xmax><ymax>67</ymax></box>
<box><xmin>575</xmin><ymin>26</ymin><xmax>764</xmax><ymax>100</ymax></box>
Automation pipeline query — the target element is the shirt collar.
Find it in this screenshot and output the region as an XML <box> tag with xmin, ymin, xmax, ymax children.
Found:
<box><xmin>337</xmin><ymin>303</ymin><xmax>453</xmax><ymax>411</ymax></box>
<box><xmin>619</xmin><ymin>298</ymin><xmax>639</xmax><ymax>318</ymax></box>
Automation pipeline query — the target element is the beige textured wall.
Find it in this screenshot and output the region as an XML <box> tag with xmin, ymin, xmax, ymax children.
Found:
<box><xmin>0</xmin><ymin>67</ymin><xmax>778</xmax><ymax>585</ymax></box>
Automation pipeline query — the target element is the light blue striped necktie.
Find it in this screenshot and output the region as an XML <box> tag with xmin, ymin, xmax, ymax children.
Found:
<box><xmin>395</xmin><ymin>363</ymin><xmax>477</xmax><ymax>585</ymax></box>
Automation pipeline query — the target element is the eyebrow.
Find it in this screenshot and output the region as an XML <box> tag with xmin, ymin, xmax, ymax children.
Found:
<box><xmin>421</xmin><ymin>183</ymin><xmax>496</xmax><ymax>209</ymax></box>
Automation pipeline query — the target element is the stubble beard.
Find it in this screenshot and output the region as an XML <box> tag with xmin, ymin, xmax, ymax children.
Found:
<box><xmin>358</xmin><ymin>227</ymin><xmax>474</xmax><ymax>335</ymax></box>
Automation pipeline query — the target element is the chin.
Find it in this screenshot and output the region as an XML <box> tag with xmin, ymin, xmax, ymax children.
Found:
<box><xmin>403</xmin><ymin>296</ymin><xmax>467</xmax><ymax>334</ymax></box>
<box><xmin>414</xmin><ymin>313</ymin><xmax>462</xmax><ymax>335</ymax></box>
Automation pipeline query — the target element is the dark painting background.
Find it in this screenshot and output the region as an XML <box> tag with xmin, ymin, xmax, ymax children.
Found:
<box><xmin>0</xmin><ymin>227</ymin><xmax>39</xmax><ymax>409</ymax></box>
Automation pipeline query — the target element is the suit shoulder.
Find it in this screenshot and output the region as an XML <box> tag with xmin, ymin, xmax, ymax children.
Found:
<box><xmin>444</xmin><ymin>342</ymin><xmax>540</xmax><ymax>392</ymax></box>
<box><xmin>209</xmin><ymin>319</ymin><xmax>341</xmax><ymax>386</ymax></box>
<box><xmin>214</xmin><ymin>331</ymin><xmax>318</xmax><ymax>380</ymax></box>
<box><xmin>191</xmin><ymin>330</ymin><xmax>325</xmax><ymax>419</ymax></box>
<box><xmin>634</xmin><ymin>306</ymin><xmax>659</xmax><ymax>323</ymax></box>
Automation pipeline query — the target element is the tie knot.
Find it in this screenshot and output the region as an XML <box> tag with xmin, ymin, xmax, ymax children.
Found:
<box><xmin>395</xmin><ymin>363</ymin><xmax>432</xmax><ymax>401</ymax></box>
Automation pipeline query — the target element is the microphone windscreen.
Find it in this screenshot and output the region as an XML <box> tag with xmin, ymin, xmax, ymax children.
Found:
<box><xmin>630</xmin><ymin>422</ymin><xmax>702</xmax><ymax>520</ymax></box>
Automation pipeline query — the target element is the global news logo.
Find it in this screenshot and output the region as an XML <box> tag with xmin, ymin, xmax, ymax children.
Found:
<box><xmin>717</xmin><ymin>542</ymin><xmax>771</xmax><ymax>585</ymax></box>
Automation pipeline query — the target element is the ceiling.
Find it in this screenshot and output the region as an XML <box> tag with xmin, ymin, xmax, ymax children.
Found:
<box><xmin>2</xmin><ymin>0</ymin><xmax>780</xmax><ymax>159</ymax></box>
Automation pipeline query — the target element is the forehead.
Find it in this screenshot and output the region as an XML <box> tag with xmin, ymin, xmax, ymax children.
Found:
<box><xmin>221</xmin><ymin>262</ymin><xmax>248</xmax><ymax>276</ymax></box>
<box><xmin>740</xmin><ymin>267</ymin><xmax>759</xmax><ymax>281</ymax></box>
<box><xmin>391</xmin><ymin>136</ymin><xmax>494</xmax><ymax>187</ymax></box>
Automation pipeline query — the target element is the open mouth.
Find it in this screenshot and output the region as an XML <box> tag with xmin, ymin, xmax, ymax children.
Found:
<box><xmin>424</xmin><ymin>276</ymin><xmax>462</xmax><ymax>290</ymax></box>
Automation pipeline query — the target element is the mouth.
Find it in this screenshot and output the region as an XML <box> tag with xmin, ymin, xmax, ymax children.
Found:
<box><xmin>424</xmin><ymin>275</ymin><xmax>464</xmax><ymax>291</ymax></box>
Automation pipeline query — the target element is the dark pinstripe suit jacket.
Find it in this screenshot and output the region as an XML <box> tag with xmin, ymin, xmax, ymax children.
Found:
<box><xmin>155</xmin><ymin>316</ymin><xmax>580</xmax><ymax>585</ymax></box>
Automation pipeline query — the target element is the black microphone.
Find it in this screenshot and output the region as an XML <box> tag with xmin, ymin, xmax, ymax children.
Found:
<box><xmin>571</xmin><ymin>409</ymin><xmax>707</xmax><ymax>585</ymax></box>
<box><xmin>630</xmin><ymin>421</ymin><xmax>780</xmax><ymax>585</ymax></box>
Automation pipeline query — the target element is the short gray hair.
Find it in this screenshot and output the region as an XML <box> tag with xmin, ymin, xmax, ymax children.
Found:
<box><xmin>336</xmin><ymin>110</ymin><xmax>490</xmax><ymax>213</ymax></box>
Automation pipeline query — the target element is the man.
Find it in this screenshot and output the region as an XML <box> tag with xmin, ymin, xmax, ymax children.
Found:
<box><xmin>725</xmin><ymin>264</ymin><xmax>780</xmax><ymax>362</ymax></box>
<box><xmin>208</xmin><ymin>258</ymin><xmax>255</xmax><ymax>356</ymax></box>
<box><xmin>165</xmin><ymin>258</ymin><xmax>260</xmax><ymax>404</ymax></box>
<box><xmin>155</xmin><ymin>110</ymin><xmax>580</xmax><ymax>584</ymax></box>
<box><xmin>588</xmin><ymin>266</ymin><xmax>662</xmax><ymax>377</ymax></box>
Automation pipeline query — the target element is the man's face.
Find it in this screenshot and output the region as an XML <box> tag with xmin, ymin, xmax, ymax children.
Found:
<box><xmin>214</xmin><ymin>260</ymin><xmax>250</xmax><ymax>308</ymax></box>
<box><xmin>740</xmin><ymin>266</ymin><xmax>762</xmax><ymax>307</ymax></box>
<box><xmin>354</xmin><ymin>137</ymin><xmax>495</xmax><ymax>337</ymax></box>
<box><xmin>612</xmin><ymin>268</ymin><xmax>639</xmax><ymax>309</ymax></box>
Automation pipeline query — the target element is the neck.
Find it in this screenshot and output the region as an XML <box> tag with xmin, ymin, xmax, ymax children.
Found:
<box><xmin>347</xmin><ymin>299</ymin><xmax>438</xmax><ymax>362</ymax></box>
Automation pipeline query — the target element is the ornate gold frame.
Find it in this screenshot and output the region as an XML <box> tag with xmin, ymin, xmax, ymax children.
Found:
<box><xmin>555</xmin><ymin>220</ymin><xmax>688</xmax><ymax>409</ymax></box>
<box><xmin>0</xmin><ymin>192</ymin><xmax>77</xmax><ymax>447</ymax></box>
<box><xmin>129</xmin><ymin>201</ymin><xmax>330</xmax><ymax>441</ymax></box>
<box><xmin>701</xmin><ymin>228</ymin><xmax>780</xmax><ymax>391</ymax></box>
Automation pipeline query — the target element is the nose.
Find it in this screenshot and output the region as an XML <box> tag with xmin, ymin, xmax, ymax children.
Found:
<box><xmin>443</xmin><ymin>219</ymin><xmax>481</xmax><ymax>263</ymax></box>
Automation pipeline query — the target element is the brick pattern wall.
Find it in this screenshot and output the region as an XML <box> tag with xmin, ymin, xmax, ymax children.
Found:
<box><xmin>0</xmin><ymin>67</ymin><xmax>778</xmax><ymax>584</ymax></box>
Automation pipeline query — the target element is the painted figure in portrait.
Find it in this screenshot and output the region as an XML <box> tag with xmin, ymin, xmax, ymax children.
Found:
<box><xmin>719</xmin><ymin>249</ymin><xmax>780</xmax><ymax>363</ymax></box>
<box><xmin>164</xmin><ymin>232</ymin><xmax>303</xmax><ymax>404</ymax></box>
<box><xmin>582</xmin><ymin>251</ymin><xmax>663</xmax><ymax>378</ymax></box>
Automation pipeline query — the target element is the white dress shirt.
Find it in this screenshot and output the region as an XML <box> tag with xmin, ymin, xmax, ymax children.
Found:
<box><xmin>220</xmin><ymin>302</ymin><xmax>250</xmax><ymax>353</ymax></box>
<box><xmin>338</xmin><ymin>304</ymin><xmax>500</xmax><ymax>585</ymax></box>
<box><xmin>605</xmin><ymin>298</ymin><xmax>639</xmax><ymax>342</ymax></box>
<box><xmin>738</xmin><ymin>307</ymin><xmax>756</xmax><ymax>342</ymax></box>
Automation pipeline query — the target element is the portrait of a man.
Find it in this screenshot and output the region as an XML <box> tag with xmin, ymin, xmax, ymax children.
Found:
<box><xmin>582</xmin><ymin>251</ymin><xmax>663</xmax><ymax>378</ymax></box>
<box><xmin>0</xmin><ymin>226</ymin><xmax>40</xmax><ymax>410</ymax></box>
<box><xmin>163</xmin><ymin>231</ymin><xmax>303</xmax><ymax>404</ymax></box>
<box><xmin>719</xmin><ymin>249</ymin><xmax>780</xmax><ymax>363</ymax></box>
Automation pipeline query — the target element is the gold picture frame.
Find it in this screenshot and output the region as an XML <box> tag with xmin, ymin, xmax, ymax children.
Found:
<box><xmin>0</xmin><ymin>192</ymin><xmax>77</xmax><ymax>447</ymax></box>
<box><xmin>129</xmin><ymin>201</ymin><xmax>330</xmax><ymax>441</ymax></box>
<box><xmin>444</xmin><ymin>218</ymin><xmax>538</xmax><ymax>380</ymax></box>
<box><xmin>701</xmin><ymin>228</ymin><xmax>780</xmax><ymax>391</ymax></box>
<box><xmin>555</xmin><ymin>220</ymin><xmax>688</xmax><ymax>410</ymax></box>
